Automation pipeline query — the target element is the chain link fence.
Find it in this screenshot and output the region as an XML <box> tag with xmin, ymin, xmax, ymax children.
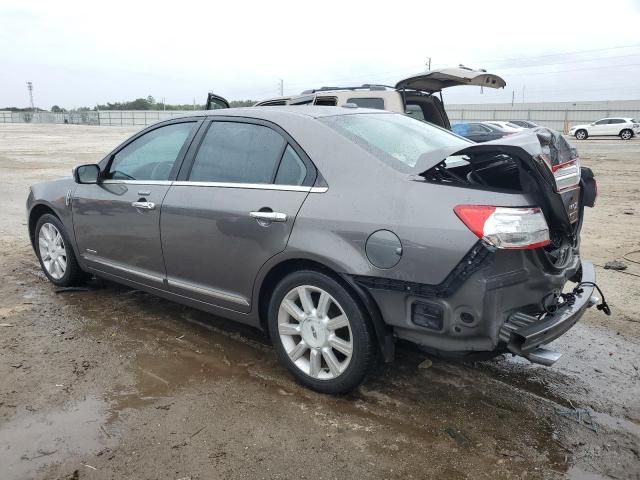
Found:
<box><xmin>2</xmin><ymin>102</ymin><xmax>640</xmax><ymax>132</ymax></box>
<box><xmin>0</xmin><ymin>110</ymin><xmax>194</xmax><ymax>126</ymax></box>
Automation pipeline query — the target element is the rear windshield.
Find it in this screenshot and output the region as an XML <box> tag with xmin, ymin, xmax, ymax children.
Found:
<box><xmin>318</xmin><ymin>113</ymin><xmax>469</xmax><ymax>170</ymax></box>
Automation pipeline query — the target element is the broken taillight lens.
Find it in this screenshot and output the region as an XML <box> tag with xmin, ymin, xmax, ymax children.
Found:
<box><xmin>552</xmin><ymin>158</ymin><xmax>581</xmax><ymax>191</ymax></box>
<box><xmin>454</xmin><ymin>205</ymin><xmax>551</xmax><ymax>250</ymax></box>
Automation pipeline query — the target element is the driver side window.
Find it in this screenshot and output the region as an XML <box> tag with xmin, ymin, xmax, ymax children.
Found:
<box><xmin>107</xmin><ymin>122</ymin><xmax>195</xmax><ymax>181</ymax></box>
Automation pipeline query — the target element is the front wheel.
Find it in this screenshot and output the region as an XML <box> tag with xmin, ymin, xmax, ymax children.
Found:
<box><xmin>35</xmin><ymin>214</ymin><xmax>86</xmax><ymax>287</ymax></box>
<box><xmin>575</xmin><ymin>129</ymin><xmax>588</xmax><ymax>140</ymax></box>
<box><xmin>267</xmin><ymin>270</ymin><xmax>377</xmax><ymax>394</ymax></box>
<box><xmin>620</xmin><ymin>129</ymin><xmax>633</xmax><ymax>140</ymax></box>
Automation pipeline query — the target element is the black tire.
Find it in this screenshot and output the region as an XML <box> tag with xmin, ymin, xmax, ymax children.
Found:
<box><xmin>575</xmin><ymin>129</ymin><xmax>588</xmax><ymax>140</ymax></box>
<box><xmin>34</xmin><ymin>213</ymin><xmax>87</xmax><ymax>287</ymax></box>
<box><xmin>267</xmin><ymin>270</ymin><xmax>378</xmax><ymax>394</ymax></box>
<box><xmin>620</xmin><ymin>129</ymin><xmax>633</xmax><ymax>140</ymax></box>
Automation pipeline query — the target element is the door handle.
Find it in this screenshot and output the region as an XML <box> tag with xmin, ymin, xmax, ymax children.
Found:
<box><xmin>250</xmin><ymin>211</ymin><xmax>287</xmax><ymax>223</ymax></box>
<box><xmin>131</xmin><ymin>201</ymin><xmax>156</xmax><ymax>210</ymax></box>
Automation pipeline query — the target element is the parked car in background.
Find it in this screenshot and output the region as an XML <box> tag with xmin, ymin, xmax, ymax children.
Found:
<box><xmin>452</xmin><ymin>121</ymin><xmax>517</xmax><ymax>143</ymax></box>
<box><xmin>485</xmin><ymin>121</ymin><xmax>525</xmax><ymax>132</ymax></box>
<box><xmin>27</xmin><ymin>107</ymin><xmax>603</xmax><ymax>394</ymax></box>
<box><xmin>568</xmin><ymin>117</ymin><xmax>639</xmax><ymax>140</ymax></box>
<box><xmin>510</xmin><ymin>120</ymin><xmax>540</xmax><ymax>129</ymax></box>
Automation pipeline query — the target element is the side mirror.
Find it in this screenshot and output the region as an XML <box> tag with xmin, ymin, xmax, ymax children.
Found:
<box><xmin>74</xmin><ymin>164</ymin><xmax>101</xmax><ymax>184</ymax></box>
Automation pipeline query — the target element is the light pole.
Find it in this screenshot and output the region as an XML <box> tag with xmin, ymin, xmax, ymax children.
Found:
<box><xmin>27</xmin><ymin>81</ymin><xmax>35</xmax><ymax>112</ymax></box>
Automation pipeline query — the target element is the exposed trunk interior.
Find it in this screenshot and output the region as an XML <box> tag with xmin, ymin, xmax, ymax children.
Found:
<box><xmin>420</xmin><ymin>143</ymin><xmax>582</xmax><ymax>268</ymax></box>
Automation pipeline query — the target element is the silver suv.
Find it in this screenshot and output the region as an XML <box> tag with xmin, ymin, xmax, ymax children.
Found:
<box><xmin>253</xmin><ymin>67</ymin><xmax>506</xmax><ymax>130</ymax></box>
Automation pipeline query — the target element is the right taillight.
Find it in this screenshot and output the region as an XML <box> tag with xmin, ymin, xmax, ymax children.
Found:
<box><xmin>454</xmin><ymin>205</ymin><xmax>551</xmax><ymax>250</ymax></box>
<box><xmin>552</xmin><ymin>158</ymin><xmax>581</xmax><ymax>191</ymax></box>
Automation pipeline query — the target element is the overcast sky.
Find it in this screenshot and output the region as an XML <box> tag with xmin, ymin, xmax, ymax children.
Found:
<box><xmin>2</xmin><ymin>0</ymin><xmax>640</xmax><ymax>109</ymax></box>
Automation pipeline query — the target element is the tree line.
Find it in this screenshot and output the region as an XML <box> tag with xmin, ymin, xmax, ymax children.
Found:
<box><xmin>2</xmin><ymin>96</ymin><xmax>257</xmax><ymax>112</ymax></box>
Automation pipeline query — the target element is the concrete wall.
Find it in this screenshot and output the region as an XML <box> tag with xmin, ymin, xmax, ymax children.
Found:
<box><xmin>446</xmin><ymin>99</ymin><xmax>640</xmax><ymax>131</ymax></box>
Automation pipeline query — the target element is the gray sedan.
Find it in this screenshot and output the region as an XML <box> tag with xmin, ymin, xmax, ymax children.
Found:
<box><xmin>27</xmin><ymin>107</ymin><xmax>603</xmax><ymax>393</ymax></box>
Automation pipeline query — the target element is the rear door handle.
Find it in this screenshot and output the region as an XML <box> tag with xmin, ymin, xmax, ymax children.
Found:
<box><xmin>131</xmin><ymin>201</ymin><xmax>156</xmax><ymax>210</ymax></box>
<box><xmin>250</xmin><ymin>211</ymin><xmax>287</xmax><ymax>223</ymax></box>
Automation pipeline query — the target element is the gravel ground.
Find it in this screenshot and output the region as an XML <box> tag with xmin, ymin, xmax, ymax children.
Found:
<box><xmin>0</xmin><ymin>124</ymin><xmax>638</xmax><ymax>480</ymax></box>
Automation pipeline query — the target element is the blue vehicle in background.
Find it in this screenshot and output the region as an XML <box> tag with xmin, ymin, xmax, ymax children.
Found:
<box><xmin>452</xmin><ymin>121</ymin><xmax>521</xmax><ymax>143</ymax></box>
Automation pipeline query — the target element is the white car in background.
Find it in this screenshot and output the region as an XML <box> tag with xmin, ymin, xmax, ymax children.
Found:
<box><xmin>484</xmin><ymin>121</ymin><xmax>525</xmax><ymax>132</ymax></box>
<box><xmin>569</xmin><ymin>117</ymin><xmax>639</xmax><ymax>140</ymax></box>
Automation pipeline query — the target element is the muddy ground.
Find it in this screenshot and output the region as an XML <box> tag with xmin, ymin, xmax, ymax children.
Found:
<box><xmin>0</xmin><ymin>124</ymin><xmax>638</xmax><ymax>480</ymax></box>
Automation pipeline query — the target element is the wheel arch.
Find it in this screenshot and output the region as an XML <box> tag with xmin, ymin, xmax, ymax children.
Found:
<box><xmin>28</xmin><ymin>203</ymin><xmax>60</xmax><ymax>251</ymax></box>
<box><xmin>255</xmin><ymin>257</ymin><xmax>395</xmax><ymax>362</ymax></box>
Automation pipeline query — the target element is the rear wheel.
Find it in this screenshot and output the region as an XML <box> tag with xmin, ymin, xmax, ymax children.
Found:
<box><xmin>267</xmin><ymin>270</ymin><xmax>377</xmax><ymax>394</ymax></box>
<box><xmin>620</xmin><ymin>129</ymin><xmax>633</xmax><ymax>140</ymax></box>
<box><xmin>575</xmin><ymin>129</ymin><xmax>588</xmax><ymax>140</ymax></box>
<box><xmin>35</xmin><ymin>214</ymin><xmax>86</xmax><ymax>287</ymax></box>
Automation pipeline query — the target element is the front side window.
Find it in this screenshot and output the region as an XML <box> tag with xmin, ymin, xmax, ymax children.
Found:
<box><xmin>108</xmin><ymin>122</ymin><xmax>194</xmax><ymax>180</ymax></box>
<box><xmin>608</xmin><ymin>119</ymin><xmax>625</xmax><ymax>124</ymax></box>
<box><xmin>319</xmin><ymin>113</ymin><xmax>469</xmax><ymax>171</ymax></box>
<box><xmin>346</xmin><ymin>97</ymin><xmax>385</xmax><ymax>110</ymax></box>
<box><xmin>594</xmin><ymin>119</ymin><xmax>608</xmax><ymax>125</ymax></box>
<box><xmin>189</xmin><ymin>122</ymin><xmax>285</xmax><ymax>184</ymax></box>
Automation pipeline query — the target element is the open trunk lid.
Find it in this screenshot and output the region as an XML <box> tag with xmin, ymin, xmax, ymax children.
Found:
<box><xmin>396</xmin><ymin>67</ymin><xmax>506</xmax><ymax>93</ymax></box>
<box><xmin>416</xmin><ymin>130</ymin><xmax>584</xmax><ymax>239</ymax></box>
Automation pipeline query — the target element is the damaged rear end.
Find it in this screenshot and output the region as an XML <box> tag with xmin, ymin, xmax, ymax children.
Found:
<box><xmin>414</xmin><ymin>128</ymin><xmax>604</xmax><ymax>364</ymax></box>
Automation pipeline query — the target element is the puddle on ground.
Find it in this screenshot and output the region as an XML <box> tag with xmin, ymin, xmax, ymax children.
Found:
<box><xmin>0</xmin><ymin>397</ymin><xmax>114</xmax><ymax>480</ymax></box>
<box><xmin>46</xmin><ymin>281</ymin><xmax>576</xmax><ymax>475</ymax></box>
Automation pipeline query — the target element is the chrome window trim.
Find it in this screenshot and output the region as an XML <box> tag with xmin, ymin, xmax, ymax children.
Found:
<box><xmin>82</xmin><ymin>254</ymin><xmax>164</xmax><ymax>284</ymax></box>
<box><xmin>167</xmin><ymin>278</ymin><xmax>249</xmax><ymax>306</ymax></box>
<box><xmin>171</xmin><ymin>181</ymin><xmax>328</xmax><ymax>193</ymax></box>
<box><xmin>99</xmin><ymin>180</ymin><xmax>327</xmax><ymax>192</ymax></box>
<box><xmin>101</xmin><ymin>180</ymin><xmax>173</xmax><ymax>186</ymax></box>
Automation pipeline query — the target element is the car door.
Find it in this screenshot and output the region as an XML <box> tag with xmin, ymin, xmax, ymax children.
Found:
<box><xmin>205</xmin><ymin>93</ymin><xmax>230</xmax><ymax>110</ymax></box>
<box><xmin>72</xmin><ymin>119</ymin><xmax>200</xmax><ymax>287</ymax></box>
<box><xmin>160</xmin><ymin>117</ymin><xmax>316</xmax><ymax>313</ymax></box>
<box><xmin>590</xmin><ymin>119</ymin><xmax>609</xmax><ymax>136</ymax></box>
<box><xmin>607</xmin><ymin>118</ymin><xmax>624</xmax><ymax>135</ymax></box>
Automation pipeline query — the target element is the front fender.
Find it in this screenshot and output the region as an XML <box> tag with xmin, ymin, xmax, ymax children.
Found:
<box><xmin>27</xmin><ymin>178</ymin><xmax>78</xmax><ymax>254</ymax></box>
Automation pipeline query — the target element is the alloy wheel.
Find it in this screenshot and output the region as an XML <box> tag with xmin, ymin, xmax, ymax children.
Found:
<box><xmin>38</xmin><ymin>222</ymin><xmax>67</xmax><ymax>280</ymax></box>
<box><xmin>277</xmin><ymin>285</ymin><xmax>353</xmax><ymax>380</ymax></box>
<box><xmin>576</xmin><ymin>130</ymin><xmax>586</xmax><ymax>140</ymax></box>
<box><xmin>621</xmin><ymin>130</ymin><xmax>632</xmax><ymax>140</ymax></box>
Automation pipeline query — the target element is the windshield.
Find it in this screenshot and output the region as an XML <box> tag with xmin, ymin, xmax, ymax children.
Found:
<box><xmin>319</xmin><ymin>113</ymin><xmax>469</xmax><ymax>170</ymax></box>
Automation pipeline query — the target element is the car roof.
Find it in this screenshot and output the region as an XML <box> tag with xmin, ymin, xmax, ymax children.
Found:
<box><xmin>173</xmin><ymin>106</ymin><xmax>394</xmax><ymax>121</ymax></box>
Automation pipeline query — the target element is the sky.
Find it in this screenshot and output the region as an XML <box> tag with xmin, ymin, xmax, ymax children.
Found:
<box><xmin>2</xmin><ymin>0</ymin><xmax>640</xmax><ymax>109</ymax></box>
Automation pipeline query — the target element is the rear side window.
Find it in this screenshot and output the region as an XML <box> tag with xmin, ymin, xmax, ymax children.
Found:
<box><xmin>608</xmin><ymin>119</ymin><xmax>625</xmax><ymax>124</ymax></box>
<box><xmin>347</xmin><ymin>97</ymin><xmax>385</xmax><ymax>110</ymax></box>
<box><xmin>469</xmin><ymin>123</ymin><xmax>490</xmax><ymax>134</ymax></box>
<box><xmin>405</xmin><ymin>104</ymin><xmax>425</xmax><ymax>121</ymax></box>
<box><xmin>275</xmin><ymin>145</ymin><xmax>307</xmax><ymax>185</ymax></box>
<box><xmin>189</xmin><ymin>122</ymin><xmax>285</xmax><ymax>183</ymax></box>
<box><xmin>314</xmin><ymin>96</ymin><xmax>338</xmax><ymax>106</ymax></box>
